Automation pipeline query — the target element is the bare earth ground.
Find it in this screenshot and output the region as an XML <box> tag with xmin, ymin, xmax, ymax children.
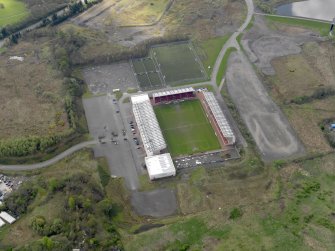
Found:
<box><xmin>226</xmin><ymin>51</ymin><xmax>305</xmax><ymax>161</ymax></box>
<box><xmin>243</xmin><ymin>16</ymin><xmax>335</xmax><ymax>154</ymax></box>
<box><xmin>242</xmin><ymin>16</ymin><xmax>321</xmax><ymax>75</ymax></box>
<box><xmin>131</xmin><ymin>189</ymin><xmax>177</xmax><ymax>217</ymax></box>
<box><xmin>82</xmin><ymin>62</ymin><xmax>139</xmax><ymax>94</ymax></box>
<box><xmin>0</xmin><ymin>40</ymin><xmax>69</xmax><ymax>140</ymax></box>
<box><xmin>270</xmin><ymin>41</ymin><xmax>335</xmax><ymax>102</ymax></box>
<box><xmin>71</xmin><ymin>0</ymin><xmax>246</xmax><ymax>47</ymax></box>
<box><xmin>283</xmin><ymin>99</ymin><xmax>334</xmax><ymax>153</ymax></box>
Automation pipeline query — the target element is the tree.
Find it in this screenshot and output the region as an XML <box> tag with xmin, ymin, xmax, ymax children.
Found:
<box><xmin>68</xmin><ymin>196</ymin><xmax>76</xmax><ymax>210</ymax></box>
<box><xmin>1</xmin><ymin>27</ymin><xmax>9</xmax><ymax>38</ymax></box>
<box><xmin>52</xmin><ymin>13</ymin><xmax>58</xmax><ymax>22</ymax></box>
<box><xmin>49</xmin><ymin>218</ymin><xmax>63</xmax><ymax>235</ymax></box>
<box><xmin>41</xmin><ymin>236</ymin><xmax>54</xmax><ymax>250</ymax></box>
<box><xmin>31</xmin><ymin>215</ymin><xmax>47</xmax><ymax>235</ymax></box>
<box><xmin>229</xmin><ymin>207</ymin><xmax>243</xmax><ymax>220</ymax></box>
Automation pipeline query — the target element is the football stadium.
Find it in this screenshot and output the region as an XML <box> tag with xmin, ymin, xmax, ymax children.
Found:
<box><xmin>130</xmin><ymin>87</ymin><xmax>235</xmax><ymax>180</ymax></box>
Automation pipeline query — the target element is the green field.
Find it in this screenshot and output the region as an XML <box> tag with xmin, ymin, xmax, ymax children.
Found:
<box><xmin>154</xmin><ymin>99</ymin><xmax>220</xmax><ymax>156</ymax></box>
<box><xmin>0</xmin><ymin>0</ymin><xmax>29</xmax><ymax>27</ymax></box>
<box><xmin>265</xmin><ymin>15</ymin><xmax>330</xmax><ymax>36</ymax></box>
<box><xmin>152</xmin><ymin>42</ymin><xmax>207</xmax><ymax>86</ymax></box>
<box><xmin>132</xmin><ymin>57</ymin><xmax>164</xmax><ymax>90</ymax></box>
<box><xmin>216</xmin><ymin>47</ymin><xmax>237</xmax><ymax>86</ymax></box>
<box><xmin>196</xmin><ymin>34</ymin><xmax>231</xmax><ymax>75</ymax></box>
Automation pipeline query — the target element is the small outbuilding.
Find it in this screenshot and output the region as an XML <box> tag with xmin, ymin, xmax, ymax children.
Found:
<box><xmin>0</xmin><ymin>211</ymin><xmax>16</xmax><ymax>224</ymax></box>
<box><xmin>145</xmin><ymin>153</ymin><xmax>176</xmax><ymax>180</ymax></box>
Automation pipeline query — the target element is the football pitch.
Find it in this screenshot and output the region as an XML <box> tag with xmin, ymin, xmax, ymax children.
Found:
<box><xmin>154</xmin><ymin>100</ymin><xmax>221</xmax><ymax>157</ymax></box>
<box><xmin>131</xmin><ymin>57</ymin><xmax>165</xmax><ymax>90</ymax></box>
<box><xmin>152</xmin><ymin>42</ymin><xmax>208</xmax><ymax>86</ymax></box>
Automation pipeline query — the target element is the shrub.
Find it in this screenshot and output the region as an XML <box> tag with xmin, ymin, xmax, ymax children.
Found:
<box><xmin>3</xmin><ymin>182</ymin><xmax>38</xmax><ymax>215</ymax></box>
<box><xmin>229</xmin><ymin>208</ymin><xmax>243</xmax><ymax>220</ymax></box>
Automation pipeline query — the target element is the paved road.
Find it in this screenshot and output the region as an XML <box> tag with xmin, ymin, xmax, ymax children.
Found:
<box><xmin>0</xmin><ymin>140</ymin><xmax>98</xmax><ymax>171</ymax></box>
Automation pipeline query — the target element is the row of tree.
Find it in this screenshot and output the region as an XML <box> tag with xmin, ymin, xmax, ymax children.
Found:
<box><xmin>0</xmin><ymin>132</ymin><xmax>72</xmax><ymax>158</ymax></box>
<box><xmin>290</xmin><ymin>87</ymin><xmax>335</xmax><ymax>104</ymax></box>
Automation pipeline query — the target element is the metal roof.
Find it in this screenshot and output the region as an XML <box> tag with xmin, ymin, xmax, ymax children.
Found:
<box><xmin>0</xmin><ymin>211</ymin><xmax>16</xmax><ymax>224</ymax></box>
<box><xmin>202</xmin><ymin>92</ymin><xmax>235</xmax><ymax>144</ymax></box>
<box><xmin>131</xmin><ymin>94</ymin><xmax>167</xmax><ymax>156</ymax></box>
<box><xmin>152</xmin><ymin>87</ymin><xmax>194</xmax><ymax>98</ymax></box>
<box><xmin>0</xmin><ymin>218</ymin><xmax>5</xmax><ymax>228</ymax></box>
<box><xmin>145</xmin><ymin>153</ymin><xmax>176</xmax><ymax>180</ymax></box>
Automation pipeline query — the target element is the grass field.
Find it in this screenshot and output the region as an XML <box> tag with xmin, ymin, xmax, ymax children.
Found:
<box><xmin>216</xmin><ymin>47</ymin><xmax>237</xmax><ymax>86</ymax></box>
<box><xmin>265</xmin><ymin>15</ymin><xmax>330</xmax><ymax>36</ymax></box>
<box><xmin>0</xmin><ymin>39</ymin><xmax>70</xmax><ymax>140</ymax></box>
<box><xmin>0</xmin><ymin>0</ymin><xmax>29</xmax><ymax>27</ymax></box>
<box><xmin>196</xmin><ymin>34</ymin><xmax>231</xmax><ymax>75</ymax></box>
<box><xmin>152</xmin><ymin>42</ymin><xmax>207</xmax><ymax>86</ymax></box>
<box><xmin>266</xmin><ymin>41</ymin><xmax>335</xmax><ymax>153</ymax></box>
<box><xmin>124</xmin><ymin>152</ymin><xmax>335</xmax><ymax>250</ymax></box>
<box><xmin>104</xmin><ymin>0</ymin><xmax>171</xmax><ymax>26</ymax></box>
<box><xmin>132</xmin><ymin>57</ymin><xmax>164</xmax><ymax>90</ymax></box>
<box><xmin>154</xmin><ymin>99</ymin><xmax>220</xmax><ymax>156</ymax></box>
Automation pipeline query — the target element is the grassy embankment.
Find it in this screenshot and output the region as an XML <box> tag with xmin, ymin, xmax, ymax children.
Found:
<box><xmin>216</xmin><ymin>47</ymin><xmax>237</xmax><ymax>86</ymax></box>
<box><xmin>196</xmin><ymin>34</ymin><xmax>231</xmax><ymax>76</ymax></box>
<box><xmin>265</xmin><ymin>15</ymin><xmax>330</xmax><ymax>36</ymax></box>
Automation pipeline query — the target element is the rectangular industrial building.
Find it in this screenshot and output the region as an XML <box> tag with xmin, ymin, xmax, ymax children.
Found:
<box><xmin>0</xmin><ymin>211</ymin><xmax>16</xmax><ymax>224</ymax></box>
<box><xmin>131</xmin><ymin>94</ymin><xmax>167</xmax><ymax>156</ymax></box>
<box><xmin>152</xmin><ymin>87</ymin><xmax>195</xmax><ymax>104</ymax></box>
<box><xmin>145</xmin><ymin>153</ymin><xmax>176</xmax><ymax>180</ymax></box>
<box><xmin>199</xmin><ymin>91</ymin><xmax>235</xmax><ymax>146</ymax></box>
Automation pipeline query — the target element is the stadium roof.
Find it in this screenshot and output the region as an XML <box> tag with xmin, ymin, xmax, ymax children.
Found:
<box><xmin>145</xmin><ymin>153</ymin><xmax>176</xmax><ymax>180</ymax></box>
<box><xmin>131</xmin><ymin>94</ymin><xmax>167</xmax><ymax>156</ymax></box>
<box><xmin>0</xmin><ymin>211</ymin><xmax>16</xmax><ymax>224</ymax></box>
<box><xmin>202</xmin><ymin>92</ymin><xmax>235</xmax><ymax>145</ymax></box>
<box><xmin>152</xmin><ymin>87</ymin><xmax>194</xmax><ymax>98</ymax></box>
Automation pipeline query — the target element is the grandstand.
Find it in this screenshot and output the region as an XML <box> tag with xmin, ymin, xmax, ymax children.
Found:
<box><xmin>152</xmin><ymin>87</ymin><xmax>195</xmax><ymax>104</ymax></box>
<box><xmin>198</xmin><ymin>91</ymin><xmax>235</xmax><ymax>146</ymax></box>
<box><xmin>131</xmin><ymin>94</ymin><xmax>167</xmax><ymax>156</ymax></box>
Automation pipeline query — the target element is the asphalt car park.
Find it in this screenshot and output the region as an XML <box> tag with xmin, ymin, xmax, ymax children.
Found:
<box><xmin>82</xmin><ymin>95</ymin><xmax>143</xmax><ymax>190</ymax></box>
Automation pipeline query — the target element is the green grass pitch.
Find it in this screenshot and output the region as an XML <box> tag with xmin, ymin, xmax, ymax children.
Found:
<box><xmin>152</xmin><ymin>42</ymin><xmax>207</xmax><ymax>86</ymax></box>
<box><xmin>0</xmin><ymin>0</ymin><xmax>29</xmax><ymax>27</ymax></box>
<box><xmin>154</xmin><ymin>99</ymin><xmax>221</xmax><ymax>157</ymax></box>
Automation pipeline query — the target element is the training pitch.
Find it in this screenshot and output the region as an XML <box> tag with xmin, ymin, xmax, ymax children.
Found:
<box><xmin>132</xmin><ymin>42</ymin><xmax>208</xmax><ymax>90</ymax></box>
<box><xmin>152</xmin><ymin>42</ymin><xmax>208</xmax><ymax>86</ymax></box>
<box><xmin>154</xmin><ymin>99</ymin><xmax>221</xmax><ymax>157</ymax></box>
<box><xmin>131</xmin><ymin>57</ymin><xmax>164</xmax><ymax>90</ymax></box>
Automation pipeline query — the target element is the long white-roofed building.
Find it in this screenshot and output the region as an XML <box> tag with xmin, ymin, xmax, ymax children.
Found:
<box><xmin>131</xmin><ymin>94</ymin><xmax>167</xmax><ymax>156</ymax></box>
<box><xmin>198</xmin><ymin>91</ymin><xmax>235</xmax><ymax>146</ymax></box>
<box><xmin>0</xmin><ymin>211</ymin><xmax>16</xmax><ymax>224</ymax></box>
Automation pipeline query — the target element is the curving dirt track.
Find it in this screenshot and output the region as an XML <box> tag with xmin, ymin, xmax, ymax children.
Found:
<box><xmin>226</xmin><ymin>51</ymin><xmax>305</xmax><ymax>161</ymax></box>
